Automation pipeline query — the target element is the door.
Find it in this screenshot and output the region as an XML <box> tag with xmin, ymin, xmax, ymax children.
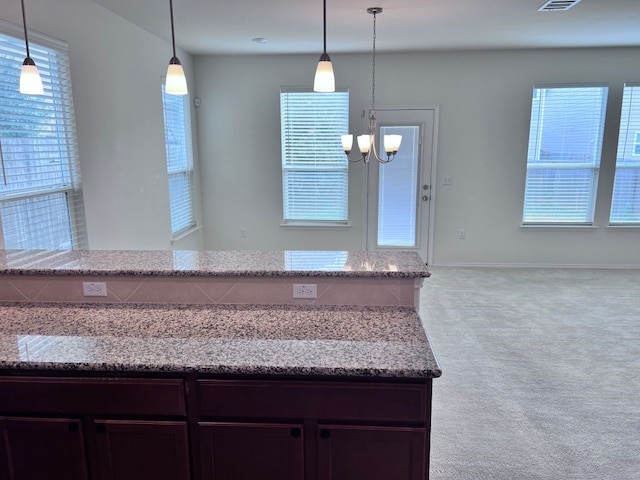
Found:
<box><xmin>316</xmin><ymin>425</ymin><xmax>426</xmax><ymax>480</ymax></box>
<box><xmin>0</xmin><ymin>417</ymin><xmax>88</xmax><ymax>480</ymax></box>
<box><xmin>91</xmin><ymin>420</ymin><xmax>190</xmax><ymax>480</ymax></box>
<box><xmin>199</xmin><ymin>422</ymin><xmax>304</xmax><ymax>480</ymax></box>
<box><xmin>365</xmin><ymin>106</ymin><xmax>438</xmax><ymax>263</ymax></box>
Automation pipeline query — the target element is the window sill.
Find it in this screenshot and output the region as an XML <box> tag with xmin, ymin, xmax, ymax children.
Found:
<box><xmin>280</xmin><ymin>221</ymin><xmax>351</xmax><ymax>229</ymax></box>
<box><xmin>171</xmin><ymin>225</ymin><xmax>201</xmax><ymax>244</ymax></box>
<box><xmin>520</xmin><ymin>224</ymin><xmax>598</xmax><ymax>230</ymax></box>
<box><xmin>606</xmin><ymin>224</ymin><xmax>640</xmax><ymax>230</ymax></box>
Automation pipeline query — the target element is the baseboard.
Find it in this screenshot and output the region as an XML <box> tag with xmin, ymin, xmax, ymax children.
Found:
<box><xmin>429</xmin><ymin>262</ymin><xmax>640</xmax><ymax>269</ymax></box>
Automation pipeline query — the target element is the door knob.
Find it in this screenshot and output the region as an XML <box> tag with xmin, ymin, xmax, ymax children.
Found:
<box><xmin>422</xmin><ymin>195</ymin><xmax>429</xmax><ymax>201</ymax></box>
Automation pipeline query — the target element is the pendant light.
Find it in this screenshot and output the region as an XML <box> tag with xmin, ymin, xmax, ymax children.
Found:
<box><xmin>19</xmin><ymin>0</ymin><xmax>44</xmax><ymax>95</ymax></box>
<box><xmin>341</xmin><ymin>8</ymin><xmax>401</xmax><ymax>163</ymax></box>
<box><xmin>313</xmin><ymin>0</ymin><xmax>335</xmax><ymax>92</ymax></box>
<box><xmin>165</xmin><ymin>0</ymin><xmax>188</xmax><ymax>95</ymax></box>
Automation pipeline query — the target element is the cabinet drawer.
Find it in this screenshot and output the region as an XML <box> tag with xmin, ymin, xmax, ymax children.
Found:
<box><xmin>0</xmin><ymin>377</ymin><xmax>186</xmax><ymax>416</ymax></box>
<box><xmin>198</xmin><ymin>380</ymin><xmax>427</xmax><ymax>423</ymax></box>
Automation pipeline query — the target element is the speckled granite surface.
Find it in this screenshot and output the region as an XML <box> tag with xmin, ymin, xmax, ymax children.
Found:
<box><xmin>0</xmin><ymin>303</ymin><xmax>441</xmax><ymax>378</ymax></box>
<box><xmin>0</xmin><ymin>249</ymin><xmax>430</xmax><ymax>278</ymax></box>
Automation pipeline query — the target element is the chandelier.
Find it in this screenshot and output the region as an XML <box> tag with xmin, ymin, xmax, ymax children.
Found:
<box><xmin>341</xmin><ymin>8</ymin><xmax>401</xmax><ymax>164</ymax></box>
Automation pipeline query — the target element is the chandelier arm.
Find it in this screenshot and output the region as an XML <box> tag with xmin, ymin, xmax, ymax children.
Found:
<box><xmin>369</xmin><ymin>135</ymin><xmax>394</xmax><ymax>164</ymax></box>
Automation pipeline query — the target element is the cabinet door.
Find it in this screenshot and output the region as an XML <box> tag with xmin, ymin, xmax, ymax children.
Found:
<box><xmin>92</xmin><ymin>420</ymin><xmax>190</xmax><ymax>480</ymax></box>
<box><xmin>0</xmin><ymin>417</ymin><xmax>88</xmax><ymax>480</ymax></box>
<box><xmin>317</xmin><ymin>425</ymin><xmax>426</xmax><ymax>480</ymax></box>
<box><xmin>199</xmin><ymin>422</ymin><xmax>304</xmax><ymax>480</ymax></box>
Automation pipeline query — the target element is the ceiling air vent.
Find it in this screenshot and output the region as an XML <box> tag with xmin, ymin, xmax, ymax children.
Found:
<box><xmin>538</xmin><ymin>0</ymin><xmax>582</xmax><ymax>11</ymax></box>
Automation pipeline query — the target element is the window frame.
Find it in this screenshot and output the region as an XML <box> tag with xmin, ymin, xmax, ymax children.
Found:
<box><xmin>280</xmin><ymin>88</ymin><xmax>350</xmax><ymax>227</ymax></box>
<box><xmin>522</xmin><ymin>83</ymin><xmax>609</xmax><ymax>226</ymax></box>
<box><xmin>161</xmin><ymin>81</ymin><xmax>197</xmax><ymax>239</ymax></box>
<box><xmin>0</xmin><ymin>20</ymin><xmax>86</xmax><ymax>250</ymax></box>
<box><xmin>609</xmin><ymin>83</ymin><xmax>640</xmax><ymax>225</ymax></box>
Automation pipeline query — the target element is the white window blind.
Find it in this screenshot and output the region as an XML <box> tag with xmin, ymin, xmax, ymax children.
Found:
<box><xmin>377</xmin><ymin>125</ymin><xmax>420</xmax><ymax>247</ymax></box>
<box><xmin>0</xmin><ymin>27</ymin><xmax>86</xmax><ymax>250</ymax></box>
<box><xmin>523</xmin><ymin>85</ymin><xmax>608</xmax><ymax>224</ymax></box>
<box><xmin>161</xmin><ymin>83</ymin><xmax>195</xmax><ymax>235</ymax></box>
<box><xmin>610</xmin><ymin>83</ymin><xmax>640</xmax><ymax>224</ymax></box>
<box><xmin>280</xmin><ymin>90</ymin><xmax>349</xmax><ymax>223</ymax></box>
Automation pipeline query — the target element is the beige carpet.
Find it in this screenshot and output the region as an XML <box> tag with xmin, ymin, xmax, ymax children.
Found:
<box><xmin>420</xmin><ymin>267</ymin><xmax>640</xmax><ymax>480</ymax></box>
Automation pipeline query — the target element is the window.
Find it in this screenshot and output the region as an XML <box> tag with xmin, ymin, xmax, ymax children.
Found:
<box><xmin>280</xmin><ymin>89</ymin><xmax>349</xmax><ymax>224</ymax></box>
<box><xmin>161</xmin><ymin>83</ymin><xmax>195</xmax><ymax>236</ymax></box>
<box><xmin>610</xmin><ymin>84</ymin><xmax>640</xmax><ymax>224</ymax></box>
<box><xmin>377</xmin><ymin>125</ymin><xmax>420</xmax><ymax>247</ymax></box>
<box><xmin>0</xmin><ymin>27</ymin><xmax>86</xmax><ymax>250</ymax></box>
<box><xmin>522</xmin><ymin>84</ymin><xmax>608</xmax><ymax>224</ymax></box>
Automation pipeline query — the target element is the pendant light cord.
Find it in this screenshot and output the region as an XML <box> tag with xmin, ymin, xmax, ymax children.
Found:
<box><xmin>371</xmin><ymin>10</ymin><xmax>377</xmax><ymax>110</ymax></box>
<box><xmin>323</xmin><ymin>0</ymin><xmax>327</xmax><ymax>54</ymax></box>
<box><xmin>169</xmin><ymin>0</ymin><xmax>177</xmax><ymax>58</ymax></box>
<box><xmin>21</xmin><ymin>0</ymin><xmax>31</xmax><ymax>58</ymax></box>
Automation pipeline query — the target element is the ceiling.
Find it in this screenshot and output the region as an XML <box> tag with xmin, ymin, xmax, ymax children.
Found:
<box><xmin>90</xmin><ymin>0</ymin><xmax>640</xmax><ymax>56</ymax></box>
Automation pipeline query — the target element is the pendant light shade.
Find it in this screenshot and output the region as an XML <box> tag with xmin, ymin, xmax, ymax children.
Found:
<box><xmin>314</xmin><ymin>53</ymin><xmax>335</xmax><ymax>93</ymax></box>
<box><xmin>20</xmin><ymin>57</ymin><xmax>44</xmax><ymax>95</ymax></box>
<box><xmin>313</xmin><ymin>0</ymin><xmax>335</xmax><ymax>92</ymax></box>
<box><xmin>166</xmin><ymin>57</ymin><xmax>188</xmax><ymax>95</ymax></box>
<box><xmin>166</xmin><ymin>0</ymin><xmax>188</xmax><ymax>95</ymax></box>
<box><xmin>19</xmin><ymin>0</ymin><xmax>43</xmax><ymax>95</ymax></box>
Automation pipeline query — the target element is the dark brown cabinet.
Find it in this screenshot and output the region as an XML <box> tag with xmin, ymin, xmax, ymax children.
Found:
<box><xmin>316</xmin><ymin>425</ymin><xmax>426</xmax><ymax>480</ymax></box>
<box><xmin>0</xmin><ymin>377</ymin><xmax>189</xmax><ymax>480</ymax></box>
<box><xmin>196</xmin><ymin>379</ymin><xmax>432</xmax><ymax>480</ymax></box>
<box><xmin>0</xmin><ymin>417</ymin><xmax>88</xmax><ymax>480</ymax></box>
<box><xmin>91</xmin><ymin>420</ymin><xmax>190</xmax><ymax>480</ymax></box>
<box><xmin>199</xmin><ymin>422</ymin><xmax>304</xmax><ymax>480</ymax></box>
<box><xmin>0</xmin><ymin>375</ymin><xmax>433</xmax><ymax>480</ymax></box>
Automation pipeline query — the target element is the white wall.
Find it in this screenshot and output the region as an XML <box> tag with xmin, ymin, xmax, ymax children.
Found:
<box><xmin>2</xmin><ymin>1</ymin><xmax>638</xmax><ymax>266</ymax></box>
<box><xmin>195</xmin><ymin>48</ymin><xmax>640</xmax><ymax>266</ymax></box>
<box><xmin>0</xmin><ymin>0</ymin><xmax>203</xmax><ymax>251</ymax></box>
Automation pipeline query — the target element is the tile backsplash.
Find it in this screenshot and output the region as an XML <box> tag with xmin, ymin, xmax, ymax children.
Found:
<box><xmin>0</xmin><ymin>275</ymin><xmax>419</xmax><ymax>308</ymax></box>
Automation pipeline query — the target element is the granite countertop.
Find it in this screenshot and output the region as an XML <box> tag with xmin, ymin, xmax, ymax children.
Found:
<box><xmin>0</xmin><ymin>303</ymin><xmax>441</xmax><ymax>379</ymax></box>
<box><xmin>0</xmin><ymin>249</ymin><xmax>430</xmax><ymax>279</ymax></box>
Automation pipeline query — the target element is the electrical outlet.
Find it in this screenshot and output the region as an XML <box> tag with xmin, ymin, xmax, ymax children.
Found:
<box><xmin>82</xmin><ymin>281</ymin><xmax>108</xmax><ymax>297</ymax></box>
<box><xmin>293</xmin><ymin>284</ymin><xmax>317</xmax><ymax>299</ymax></box>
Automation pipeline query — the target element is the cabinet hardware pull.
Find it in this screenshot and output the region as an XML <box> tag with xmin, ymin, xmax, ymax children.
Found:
<box><xmin>96</xmin><ymin>424</ymin><xmax>106</xmax><ymax>434</ymax></box>
<box><xmin>319</xmin><ymin>429</ymin><xmax>331</xmax><ymax>439</ymax></box>
<box><xmin>68</xmin><ymin>422</ymin><xmax>79</xmax><ymax>432</ymax></box>
<box><xmin>290</xmin><ymin>427</ymin><xmax>301</xmax><ymax>438</ymax></box>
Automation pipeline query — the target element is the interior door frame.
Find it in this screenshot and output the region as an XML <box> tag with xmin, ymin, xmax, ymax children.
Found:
<box><xmin>361</xmin><ymin>105</ymin><xmax>439</xmax><ymax>265</ymax></box>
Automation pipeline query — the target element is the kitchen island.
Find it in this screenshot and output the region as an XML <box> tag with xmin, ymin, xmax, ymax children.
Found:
<box><xmin>0</xmin><ymin>249</ymin><xmax>439</xmax><ymax>480</ymax></box>
<box><xmin>0</xmin><ymin>249</ymin><xmax>429</xmax><ymax>309</ymax></box>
